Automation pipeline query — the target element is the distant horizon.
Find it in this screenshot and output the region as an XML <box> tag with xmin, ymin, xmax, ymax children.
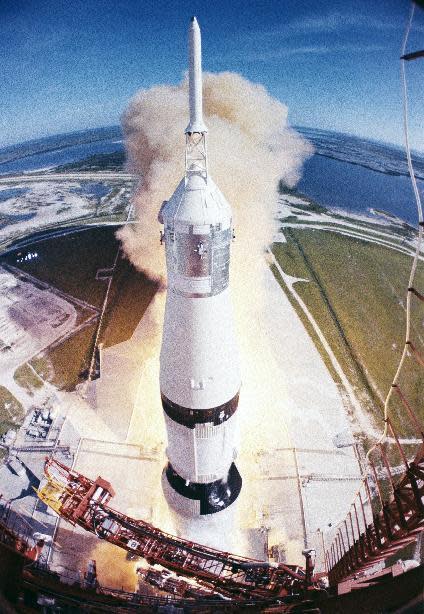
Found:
<box><xmin>0</xmin><ymin>121</ymin><xmax>421</xmax><ymax>157</ymax></box>
<box><xmin>1</xmin><ymin>1</ymin><xmax>423</xmax><ymax>152</ymax></box>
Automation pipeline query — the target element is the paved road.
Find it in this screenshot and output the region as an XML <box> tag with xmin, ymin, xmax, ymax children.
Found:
<box><xmin>0</xmin><ymin>172</ymin><xmax>134</xmax><ymax>184</ymax></box>
<box><xmin>1</xmin><ymin>222</ymin><xmax>122</xmax><ymax>255</ymax></box>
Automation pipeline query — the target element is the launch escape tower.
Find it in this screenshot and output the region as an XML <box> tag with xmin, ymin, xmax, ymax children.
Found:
<box><xmin>158</xmin><ymin>17</ymin><xmax>242</xmax><ymax>517</ymax></box>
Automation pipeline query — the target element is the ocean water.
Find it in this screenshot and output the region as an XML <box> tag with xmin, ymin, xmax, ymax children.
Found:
<box><xmin>0</xmin><ymin>187</ymin><xmax>29</xmax><ymax>201</ymax></box>
<box><xmin>0</xmin><ymin>138</ymin><xmax>124</xmax><ymax>175</ymax></box>
<box><xmin>1</xmin><ymin>127</ymin><xmax>422</xmax><ymax>226</ymax></box>
<box><xmin>70</xmin><ymin>182</ymin><xmax>111</xmax><ymax>198</ymax></box>
<box><xmin>298</xmin><ymin>153</ymin><xmax>423</xmax><ymax>226</ymax></box>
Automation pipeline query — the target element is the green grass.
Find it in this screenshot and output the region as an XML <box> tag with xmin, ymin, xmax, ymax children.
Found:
<box><xmin>0</xmin><ymin>386</ymin><xmax>25</xmax><ymax>437</ymax></box>
<box><xmin>278</xmin><ymin>221</ymin><xmax>414</xmax><ymax>251</ymax></box>
<box><xmin>269</xmin><ymin>262</ymin><xmax>341</xmax><ymax>386</ymax></box>
<box><xmin>31</xmin><ymin>259</ymin><xmax>159</xmax><ymax>391</ymax></box>
<box><xmin>37</xmin><ymin>322</ymin><xmax>98</xmax><ymax>391</ymax></box>
<box><xmin>5</xmin><ymin>226</ymin><xmax>120</xmax><ymax>308</ymax></box>
<box><xmin>272</xmin><ymin>227</ymin><xmax>424</xmax><ymax>439</ymax></box>
<box><xmin>5</xmin><ymin>225</ymin><xmax>159</xmax><ymax>392</ymax></box>
<box><xmin>27</xmin><ymin>252</ymin><xmax>160</xmax><ymax>391</ymax></box>
<box><xmin>99</xmin><ymin>258</ymin><xmax>159</xmax><ymax>349</ymax></box>
<box><xmin>30</xmin><ymin>356</ymin><xmax>54</xmax><ymax>381</ymax></box>
<box><xmin>13</xmin><ymin>364</ymin><xmax>43</xmax><ymax>394</ymax></box>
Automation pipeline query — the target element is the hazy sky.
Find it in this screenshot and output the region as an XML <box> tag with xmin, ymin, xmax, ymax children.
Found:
<box><xmin>1</xmin><ymin>0</ymin><xmax>423</xmax><ymax>149</ymax></box>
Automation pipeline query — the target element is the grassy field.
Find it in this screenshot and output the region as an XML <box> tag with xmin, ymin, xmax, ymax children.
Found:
<box><xmin>99</xmin><ymin>257</ymin><xmax>159</xmax><ymax>349</ymax></box>
<box><xmin>31</xmin><ymin>257</ymin><xmax>159</xmax><ymax>391</ymax></box>
<box><xmin>13</xmin><ymin>364</ymin><xmax>43</xmax><ymax>394</ymax></box>
<box><xmin>8</xmin><ymin>222</ymin><xmax>161</xmax><ymax>390</ymax></box>
<box><xmin>4</xmin><ymin>226</ymin><xmax>120</xmax><ymax>308</ymax></box>
<box><xmin>37</xmin><ymin>322</ymin><xmax>98</xmax><ymax>391</ymax></box>
<box><xmin>0</xmin><ymin>386</ymin><xmax>25</xmax><ymax>437</ymax></box>
<box><xmin>272</xmin><ymin>227</ymin><xmax>424</xmax><ymax>439</ymax></box>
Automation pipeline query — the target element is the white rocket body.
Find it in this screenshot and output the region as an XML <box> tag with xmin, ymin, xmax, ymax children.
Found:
<box><xmin>159</xmin><ymin>17</ymin><xmax>241</xmax><ymax>517</ymax></box>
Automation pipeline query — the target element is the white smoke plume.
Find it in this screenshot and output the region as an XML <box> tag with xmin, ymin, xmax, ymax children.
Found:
<box><xmin>115</xmin><ymin>72</ymin><xmax>313</xmax><ymax>557</ymax></box>
<box><xmin>117</xmin><ymin>71</ymin><xmax>312</xmax><ymax>280</ymax></box>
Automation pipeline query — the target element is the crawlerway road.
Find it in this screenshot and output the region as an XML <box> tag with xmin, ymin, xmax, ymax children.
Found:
<box><xmin>0</xmin><ymin>172</ymin><xmax>134</xmax><ymax>183</ymax></box>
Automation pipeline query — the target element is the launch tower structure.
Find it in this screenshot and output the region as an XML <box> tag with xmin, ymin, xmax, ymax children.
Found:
<box><xmin>158</xmin><ymin>17</ymin><xmax>242</xmax><ymax>518</ymax></box>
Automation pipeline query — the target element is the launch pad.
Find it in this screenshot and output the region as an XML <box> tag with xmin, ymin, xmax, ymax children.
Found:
<box><xmin>0</xmin><ymin>211</ymin><xmax>365</xmax><ymax>591</ymax></box>
<box><xmin>48</xmin><ymin>439</ymin><xmax>165</xmax><ymax>591</ymax></box>
<box><xmin>2</xmin><ymin>12</ymin><xmax>423</xmax><ymax>612</ymax></box>
<box><xmin>0</xmin><ymin>222</ymin><xmax>365</xmax><ymax>586</ymax></box>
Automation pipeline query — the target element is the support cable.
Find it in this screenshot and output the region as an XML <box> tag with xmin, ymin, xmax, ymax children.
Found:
<box><xmin>366</xmin><ymin>1</ymin><xmax>423</xmax><ymax>461</ymax></box>
<box><xmin>326</xmin><ymin>4</ymin><xmax>424</xmax><ymax>582</ymax></box>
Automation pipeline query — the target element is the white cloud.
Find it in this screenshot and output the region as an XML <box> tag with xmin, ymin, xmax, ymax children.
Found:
<box><xmin>244</xmin><ymin>11</ymin><xmax>424</xmax><ymax>41</ymax></box>
<box><xmin>217</xmin><ymin>43</ymin><xmax>387</xmax><ymax>64</ymax></box>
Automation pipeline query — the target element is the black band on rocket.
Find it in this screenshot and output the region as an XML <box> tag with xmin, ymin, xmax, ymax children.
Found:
<box><xmin>161</xmin><ymin>393</ymin><xmax>239</xmax><ymax>429</ymax></box>
<box><xmin>165</xmin><ymin>462</ymin><xmax>242</xmax><ymax>515</ymax></box>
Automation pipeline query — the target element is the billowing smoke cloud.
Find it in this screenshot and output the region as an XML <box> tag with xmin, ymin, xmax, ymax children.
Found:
<box><xmin>117</xmin><ymin>71</ymin><xmax>312</xmax><ymax>280</ymax></box>
<box><xmin>112</xmin><ymin>72</ymin><xmax>313</xmax><ymax>558</ymax></box>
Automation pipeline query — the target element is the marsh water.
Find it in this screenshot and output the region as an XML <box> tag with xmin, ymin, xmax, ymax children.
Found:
<box><xmin>298</xmin><ymin>153</ymin><xmax>422</xmax><ymax>226</ymax></box>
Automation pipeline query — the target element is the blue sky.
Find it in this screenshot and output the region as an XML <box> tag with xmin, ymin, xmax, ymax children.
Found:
<box><xmin>0</xmin><ymin>0</ymin><xmax>423</xmax><ymax>149</ymax></box>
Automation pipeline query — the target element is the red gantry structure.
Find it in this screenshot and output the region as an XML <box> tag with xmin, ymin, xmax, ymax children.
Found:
<box><xmin>326</xmin><ymin>436</ymin><xmax>424</xmax><ymax>589</ymax></box>
<box><xmin>36</xmin><ymin>457</ymin><xmax>314</xmax><ymax>602</ymax></box>
<box><xmin>324</xmin><ymin>8</ymin><xmax>424</xmax><ymax>592</ymax></box>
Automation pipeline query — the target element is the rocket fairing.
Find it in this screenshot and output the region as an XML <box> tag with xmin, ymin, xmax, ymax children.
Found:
<box><xmin>159</xmin><ymin>17</ymin><xmax>242</xmax><ymax>517</ymax></box>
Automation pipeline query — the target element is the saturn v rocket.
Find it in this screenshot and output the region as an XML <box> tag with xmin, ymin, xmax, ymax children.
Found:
<box><xmin>159</xmin><ymin>17</ymin><xmax>242</xmax><ymax>518</ymax></box>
